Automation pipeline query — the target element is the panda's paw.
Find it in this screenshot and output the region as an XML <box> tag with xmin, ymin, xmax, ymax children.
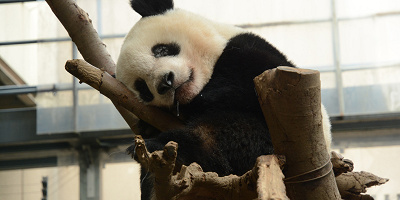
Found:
<box><xmin>126</xmin><ymin>135</ymin><xmax>145</xmax><ymax>162</ymax></box>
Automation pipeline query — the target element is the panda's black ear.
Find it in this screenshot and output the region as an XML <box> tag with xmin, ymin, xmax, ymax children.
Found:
<box><xmin>130</xmin><ymin>0</ymin><xmax>174</xmax><ymax>17</ymax></box>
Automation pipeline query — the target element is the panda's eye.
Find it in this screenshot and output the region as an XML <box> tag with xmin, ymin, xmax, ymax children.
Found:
<box><xmin>152</xmin><ymin>43</ymin><xmax>180</xmax><ymax>58</ymax></box>
<box><xmin>134</xmin><ymin>79</ymin><xmax>154</xmax><ymax>102</ymax></box>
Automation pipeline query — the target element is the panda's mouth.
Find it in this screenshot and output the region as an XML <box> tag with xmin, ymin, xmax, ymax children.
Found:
<box><xmin>174</xmin><ymin>68</ymin><xmax>194</xmax><ymax>104</ymax></box>
<box><xmin>187</xmin><ymin>69</ymin><xmax>195</xmax><ymax>82</ymax></box>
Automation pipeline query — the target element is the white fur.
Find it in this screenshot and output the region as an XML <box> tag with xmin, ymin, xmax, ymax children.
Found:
<box><xmin>321</xmin><ymin>104</ymin><xmax>332</xmax><ymax>152</ymax></box>
<box><xmin>117</xmin><ymin>9</ymin><xmax>242</xmax><ymax>107</ymax></box>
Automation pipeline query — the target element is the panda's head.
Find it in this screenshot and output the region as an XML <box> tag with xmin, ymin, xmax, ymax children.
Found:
<box><xmin>116</xmin><ymin>0</ymin><xmax>241</xmax><ymax>108</ymax></box>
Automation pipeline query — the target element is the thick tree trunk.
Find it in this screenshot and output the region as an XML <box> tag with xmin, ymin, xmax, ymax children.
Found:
<box><xmin>254</xmin><ymin>66</ymin><xmax>341</xmax><ymax>199</ymax></box>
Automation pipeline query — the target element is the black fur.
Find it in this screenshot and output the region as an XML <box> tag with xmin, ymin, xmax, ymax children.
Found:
<box><xmin>130</xmin><ymin>0</ymin><xmax>174</xmax><ymax>17</ymax></box>
<box><xmin>129</xmin><ymin>33</ymin><xmax>295</xmax><ymax>199</ymax></box>
<box><xmin>152</xmin><ymin>43</ymin><xmax>180</xmax><ymax>58</ymax></box>
<box><xmin>134</xmin><ymin>79</ymin><xmax>154</xmax><ymax>102</ymax></box>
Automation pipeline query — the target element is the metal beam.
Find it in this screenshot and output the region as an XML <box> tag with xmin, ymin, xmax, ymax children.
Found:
<box><xmin>0</xmin><ymin>107</ymin><xmax>132</xmax><ymax>145</ymax></box>
<box><xmin>0</xmin><ymin>0</ymin><xmax>35</xmax><ymax>3</ymax></box>
<box><xmin>332</xmin><ymin>128</ymin><xmax>400</xmax><ymax>149</ymax></box>
<box><xmin>0</xmin><ymin>83</ymin><xmax>92</xmax><ymax>96</ymax></box>
<box><xmin>331</xmin><ymin>0</ymin><xmax>345</xmax><ymax>117</ymax></box>
<box><xmin>0</xmin><ymin>34</ymin><xmax>126</xmax><ymax>46</ymax></box>
<box><xmin>79</xmin><ymin>146</ymin><xmax>102</xmax><ymax>200</ymax></box>
<box><xmin>331</xmin><ymin>114</ymin><xmax>400</xmax><ymax>149</ymax></box>
<box><xmin>331</xmin><ymin>115</ymin><xmax>400</xmax><ymax>132</ymax></box>
<box><xmin>237</xmin><ymin>10</ymin><xmax>400</xmax><ymax>28</ymax></box>
<box><xmin>0</xmin><ymin>157</ymin><xmax>57</xmax><ymax>170</ymax></box>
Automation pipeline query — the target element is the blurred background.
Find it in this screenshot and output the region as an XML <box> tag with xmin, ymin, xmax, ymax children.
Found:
<box><xmin>0</xmin><ymin>0</ymin><xmax>399</xmax><ymax>199</ymax></box>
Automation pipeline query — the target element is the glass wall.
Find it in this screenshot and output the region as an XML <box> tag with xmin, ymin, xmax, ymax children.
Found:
<box><xmin>1</xmin><ymin>0</ymin><xmax>399</xmax><ymax>133</ymax></box>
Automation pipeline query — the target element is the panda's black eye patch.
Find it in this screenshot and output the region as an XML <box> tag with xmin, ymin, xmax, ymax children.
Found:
<box><xmin>152</xmin><ymin>43</ymin><xmax>180</xmax><ymax>58</ymax></box>
<box><xmin>134</xmin><ymin>79</ymin><xmax>154</xmax><ymax>102</ymax></box>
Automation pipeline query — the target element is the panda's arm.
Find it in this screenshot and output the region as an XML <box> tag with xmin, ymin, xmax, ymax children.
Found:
<box><xmin>133</xmin><ymin>122</ymin><xmax>233</xmax><ymax>175</ymax></box>
<box><xmin>135</xmin><ymin>120</ymin><xmax>161</xmax><ymax>139</ymax></box>
<box><xmin>130</xmin><ymin>111</ymin><xmax>273</xmax><ymax>176</ymax></box>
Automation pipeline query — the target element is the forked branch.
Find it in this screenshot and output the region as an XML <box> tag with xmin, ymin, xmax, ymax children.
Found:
<box><xmin>134</xmin><ymin>135</ymin><xmax>288</xmax><ymax>200</ymax></box>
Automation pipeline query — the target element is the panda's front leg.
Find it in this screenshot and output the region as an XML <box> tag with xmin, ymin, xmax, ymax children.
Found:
<box><xmin>126</xmin><ymin>136</ymin><xmax>165</xmax><ymax>167</ymax></box>
<box><xmin>128</xmin><ymin>125</ymin><xmax>234</xmax><ymax>173</ymax></box>
<box><xmin>127</xmin><ymin>126</ymin><xmax>233</xmax><ymax>200</ymax></box>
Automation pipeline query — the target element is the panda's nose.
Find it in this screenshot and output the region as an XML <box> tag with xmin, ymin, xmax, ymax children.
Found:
<box><xmin>157</xmin><ymin>71</ymin><xmax>174</xmax><ymax>95</ymax></box>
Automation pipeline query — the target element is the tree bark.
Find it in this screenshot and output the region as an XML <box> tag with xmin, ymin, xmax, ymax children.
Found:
<box><xmin>336</xmin><ymin>171</ymin><xmax>389</xmax><ymax>200</ymax></box>
<box><xmin>257</xmin><ymin>155</ymin><xmax>289</xmax><ymax>200</ymax></box>
<box><xmin>45</xmin><ymin>0</ymin><xmax>182</xmax><ymax>132</ymax></box>
<box><xmin>254</xmin><ymin>66</ymin><xmax>341</xmax><ymax>199</ymax></box>
<box><xmin>65</xmin><ymin>59</ymin><xmax>183</xmax><ymax>132</ymax></box>
<box><xmin>331</xmin><ymin>151</ymin><xmax>354</xmax><ymax>176</ymax></box>
<box><xmin>134</xmin><ymin>135</ymin><xmax>288</xmax><ymax>200</ymax></box>
<box><xmin>46</xmin><ymin>0</ymin><xmax>115</xmax><ymax>74</ymax></box>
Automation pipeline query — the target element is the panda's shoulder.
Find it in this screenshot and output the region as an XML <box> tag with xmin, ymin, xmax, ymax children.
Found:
<box><xmin>214</xmin><ymin>32</ymin><xmax>294</xmax><ymax>72</ymax></box>
<box><xmin>212</xmin><ymin>33</ymin><xmax>270</xmax><ymax>73</ymax></box>
<box><xmin>225</xmin><ymin>32</ymin><xmax>273</xmax><ymax>51</ymax></box>
<box><xmin>223</xmin><ymin>32</ymin><xmax>291</xmax><ymax>61</ymax></box>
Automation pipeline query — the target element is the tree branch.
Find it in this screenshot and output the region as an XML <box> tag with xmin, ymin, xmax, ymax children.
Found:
<box><xmin>46</xmin><ymin>0</ymin><xmax>115</xmax><ymax>73</ymax></box>
<box><xmin>331</xmin><ymin>151</ymin><xmax>354</xmax><ymax>176</ymax></box>
<box><xmin>257</xmin><ymin>155</ymin><xmax>289</xmax><ymax>200</ymax></box>
<box><xmin>46</xmin><ymin>0</ymin><xmax>183</xmax><ymax>132</ymax></box>
<box><xmin>65</xmin><ymin>59</ymin><xmax>183</xmax><ymax>132</ymax></box>
<box><xmin>336</xmin><ymin>171</ymin><xmax>389</xmax><ymax>200</ymax></box>
<box><xmin>134</xmin><ymin>135</ymin><xmax>288</xmax><ymax>200</ymax></box>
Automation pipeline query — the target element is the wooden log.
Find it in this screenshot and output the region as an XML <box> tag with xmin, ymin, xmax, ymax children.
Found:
<box><xmin>254</xmin><ymin>66</ymin><xmax>340</xmax><ymax>199</ymax></box>
<box><xmin>65</xmin><ymin>59</ymin><xmax>183</xmax><ymax>132</ymax></box>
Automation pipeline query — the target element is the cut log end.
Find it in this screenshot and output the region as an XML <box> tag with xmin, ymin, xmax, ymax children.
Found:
<box><xmin>277</xmin><ymin>66</ymin><xmax>319</xmax><ymax>75</ymax></box>
<box><xmin>336</xmin><ymin>171</ymin><xmax>389</xmax><ymax>199</ymax></box>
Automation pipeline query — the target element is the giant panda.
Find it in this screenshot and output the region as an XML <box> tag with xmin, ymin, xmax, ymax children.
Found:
<box><xmin>116</xmin><ymin>0</ymin><xmax>332</xmax><ymax>199</ymax></box>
